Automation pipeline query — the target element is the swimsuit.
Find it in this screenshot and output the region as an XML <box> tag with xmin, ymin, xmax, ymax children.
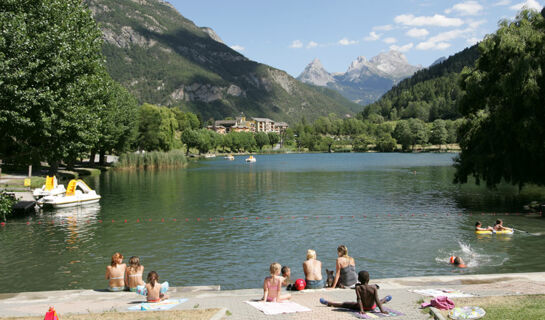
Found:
<box><xmin>127</xmin><ymin>273</ymin><xmax>143</xmax><ymax>292</ymax></box>
<box><xmin>305</xmin><ymin>279</ymin><xmax>325</xmax><ymax>289</ymax></box>
<box><xmin>340</xmin><ymin>264</ymin><xmax>357</xmax><ymax>287</ymax></box>
<box><xmin>108</xmin><ymin>275</ymin><xmax>125</xmax><ymax>291</ymax></box>
<box><xmin>147</xmin><ymin>299</ymin><xmax>161</xmax><ymax>303</ymax></box>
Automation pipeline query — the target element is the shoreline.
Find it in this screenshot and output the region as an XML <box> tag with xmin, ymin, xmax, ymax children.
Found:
<box><xmin>2</xmin><ymin>271</ymin><xmax>545</xmax><ymax>319</ymax></box>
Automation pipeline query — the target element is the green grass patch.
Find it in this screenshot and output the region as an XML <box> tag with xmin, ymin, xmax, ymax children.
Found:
<box><xmin>440</xmin><ymin>295</ymin><xmax>545</xmax><ymax>320</ymax></box>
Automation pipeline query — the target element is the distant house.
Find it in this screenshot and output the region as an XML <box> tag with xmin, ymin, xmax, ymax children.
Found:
<box><xmin>209</xmin><ymin>114</ymin><xmax>288</xmax><ymax>134</ymax></box>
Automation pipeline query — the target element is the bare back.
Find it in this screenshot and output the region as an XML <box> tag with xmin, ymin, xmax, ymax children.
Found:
<box><xmin>106</xmin><ymin>263</ymin><xmax>126</xmax><ymax>288</ymax></box>
<box><xmin>126</xmin><ymin>265</ymin><xmax>144</xmax><ymax>289</ymax></box>
<box><xmin>303</xmin><ymin>259</ymin><xmax>322</xmax><ymax>281</ymax></box>
<box><xmin>146</xmin><ymin>281</ymin><xmax>162</xmax><ymax>301</ymax></box>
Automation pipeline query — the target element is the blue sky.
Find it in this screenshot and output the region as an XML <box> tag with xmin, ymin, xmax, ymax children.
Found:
<box><xmin>171</xmin><ymin>0</ymin><xmax>543</xmax><ymax>77</ymax></box>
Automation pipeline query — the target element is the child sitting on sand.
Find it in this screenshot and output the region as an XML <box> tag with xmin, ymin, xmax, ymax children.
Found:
<box><xmin>262</xmin><ymin>263</ymin><xmax>291</xmax><ymax>302</ymax></box>
<box><xmin>319</xmin><ymin>270</ymin><xmax>391</xmax><ymax>315</ymax></box>
<box><xmin>125</xmin><ymin>256</ymin><xmax>145</xmax><ymax>292</ymax></box>
<box><xmin>144</xmin><ymin>271</ymin><xmax>169</xmax><ymax>302</ymax></box>
<box><xmin>475</xmin><ymin>221</ymin><xmax>493</xmax><ymax>231</ymax></box>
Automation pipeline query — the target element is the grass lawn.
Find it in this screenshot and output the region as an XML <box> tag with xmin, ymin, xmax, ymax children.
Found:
<box><xmin>439</xmin><ymin>295</ymin><xmax>545</xmax><ymax>320</ymax></box>
<box><xmin>2</xmin><ymin>308</ymin><xmax>221</xmax><ymax>320</ymax></box>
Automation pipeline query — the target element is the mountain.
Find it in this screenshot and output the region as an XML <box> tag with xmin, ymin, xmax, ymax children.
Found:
<box><xmin>361</xmin><ymin>45</ymin><xmax>480</xmax><ymax>122</ymax></box>
<box><xmin>430</xmin><ymin>56</ymin><xmax>447</xmax><ymax>66</ymax></box>
<box><xmin>84</xmin><ymin>0</ymin><xmax>361</xmax><ymax>123</ymax></box>
<box><xmin>297</xmin><ymin>51</ymin><xmax>422</xmax><ymax>105</ymax></box>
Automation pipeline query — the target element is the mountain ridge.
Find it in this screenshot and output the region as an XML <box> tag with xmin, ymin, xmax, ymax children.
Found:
<box><xmin>297</xmin><ymin>51</ymin><xmax>421</xmax><ymax>105</ymax></box>
<box><xmin>85</xmin><ymin>0</ymin><xmax>361</xmax><ymax>123</ymax></box>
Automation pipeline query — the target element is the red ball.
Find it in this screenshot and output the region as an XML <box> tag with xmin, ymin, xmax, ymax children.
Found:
<box><xmin>294</xmin><ymin>279</ymin><xmax>306</xmax><ymax>291</ymax></box>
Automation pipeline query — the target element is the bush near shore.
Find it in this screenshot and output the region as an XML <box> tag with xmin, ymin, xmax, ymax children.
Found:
<box><xmin>115</xmin><ymin>150</ymin><xmax>188</xmax><ymax>169</ymax></box>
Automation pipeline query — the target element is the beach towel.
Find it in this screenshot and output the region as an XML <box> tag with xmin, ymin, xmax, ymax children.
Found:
<box><xmin>245</xmin><ymin>300</ymin><xmax>311</xmax><ymax>315</ymax></box>
<box><xmin>127</xmin><ymin>298</ymin><xmax>187</xmax><ymax>311</ymax></box>
<box><xmin>410</xmin><ymin>288</ymin><xmax>474</xmax><ymax>298</ymax></box>
<box><xmin>352</xmin><ymin>307</ymin><xmax>405</xmax><ymax>319</ymax></box>
<box><xmin>420</xmin><ymin>296</ymin><xmax>455</xmax><ymax>310</ymax></box>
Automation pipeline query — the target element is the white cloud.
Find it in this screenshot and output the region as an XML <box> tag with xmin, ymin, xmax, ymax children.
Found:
<box><xmin>390</xmin><ymin>43</ymin><xmax>414</xmax><ymax>52</ymax></box>
<box><xmin>445</xmin><ymin>1</ymin><xmax>484</xmax><ymax>16</ymax></box>
<box><xmin>467</xmin><ymin>19</ymin><xmax>487</xmax><ymax>30</ymax></box>
<box><xmin>289</xmin><ymin>40</ymin><xmax>303</xmax><ymax>48</ymax></box>
<box><xmin>373</xmin><ymin>24</ymin><xmax>394</xmax><ymax>31</ymax></box>
<box><xmin>338</xmin><ymin>38</ymin><xmax>358</xmax><ymax>46</ymax></box>
<box><xmin>510</xmin><ymin>0</ymin><xmax>542</xmax><ymax>11</ymax></box>
<box><xmin>306</xmin><ymin>41</ymin><xmax>318</xmax><ymax>49</ymax></box>
<box><xmin>364</xmin><ymin>31</ymin><xmax>381</xmax><ymax>41</ymax></box>
<box><xmin>230</xmin><ymin>45</ymin><xmax>245</xmax><ymax>52</ymax></box>
<box><xmin>394</xmin><ymin>14</ymin><xmax>464</xmax><ymax>27</ymax></box>
<box><xmin>416</xmin><ymin>41</ymin><xmax>451</xmax><ymax>50</ymax></box>
<box><xmin>494</xmin><ymin>0</ymin><xmax>511</xmax><ymax>5</ymax></box>
<box><xmin>428</xmin><ymin>29</ymin><xmax>465</xmax><ymax>43</ymax></box>
<box><xmin>383</xmin><ymin>37</ymin><xmax>397</xmax><ymax>44</ymax></box>
<box><xmin>406</xmin><ymin>28</ymin><xmax>429</xmax><ymax>38</ymax></box>
<box><xmin>466</xmin><ymin>37</ymin><xmax>481</xmax><ymax>44</ymax></box>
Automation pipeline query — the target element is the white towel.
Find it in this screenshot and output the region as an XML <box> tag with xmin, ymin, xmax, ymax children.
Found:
<box><xmin>245</xmin><ymin>300</ymin><xmax>311</xmax><ymax>315</ymax></box>
<box><xmin>411</xmin><ymin>288</ymin><xmax>474</xmax><ymax>298</ymax></box>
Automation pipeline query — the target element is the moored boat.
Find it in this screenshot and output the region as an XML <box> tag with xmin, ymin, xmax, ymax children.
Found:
<box><xmin>32</xmin><ymin>176</ymin><xmax>66</xmax><ymax>199</ymax></box>
<box><xmin>245</xmin><ymin>155</ymin><xmax>256</xmax><ymax>163</ymax></box>
<box><xmin>225</xmin><ymin>154</ymin><xmax>235</xmax><ymax>160</ymax></box>
<box><xmin>37</xmin><ymin>179</ymin><xmax>101</xmax><ymax>208</ymax></box>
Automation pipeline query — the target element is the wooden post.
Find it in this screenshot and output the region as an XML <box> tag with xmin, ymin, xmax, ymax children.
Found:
<box><xmin>28</xmin><ymin>164</ymin><xmax>32</xmax><ymax>190</ymax></box>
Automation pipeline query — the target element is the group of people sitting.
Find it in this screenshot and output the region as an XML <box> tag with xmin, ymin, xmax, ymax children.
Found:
<box><xmin>475</xmin><ymin>219</ymin><xmax>512</xmax><ymax>232</ymax></box>
<box><xmin>105</xmin><ymin>252</ymin><xmax>168</xmax><ymax>302</ymax></box>
<box><xmin>262</xmin><ymin>245</ymin><xmax>392</xmax><ymax>315</ymax></box>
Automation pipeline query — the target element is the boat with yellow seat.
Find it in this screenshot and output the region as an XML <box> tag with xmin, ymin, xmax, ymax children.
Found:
<box><xmin>37</xmin><ymin>179</ymin><xmax>100</xmax><ymax>208</ymax></box>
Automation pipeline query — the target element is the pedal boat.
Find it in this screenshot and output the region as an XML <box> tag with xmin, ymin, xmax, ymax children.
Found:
<box><xmin>37</xmin><ymin>179</ymin><xmax>100</xmax><ymax>208</ymax></box>
<box><xmin>32</xmin><ymin>176</ymin><xmax>66</xmax><ymax>199</ymax></box>
<box><xmin>245</xmin><ymin>155</ymin><xmax>256</xmax><ymax>163</ymax></box>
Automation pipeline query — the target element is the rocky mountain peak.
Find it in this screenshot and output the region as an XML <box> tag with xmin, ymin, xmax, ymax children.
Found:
<box><xmin>200</xmin><ymin>27</ymin><xmax>224</xmax><ymax>44</ymax></box>
<box><xmin>297</xmin><ymin>58</ymin><xmax>334</xmax><ymax>86</ymax></box>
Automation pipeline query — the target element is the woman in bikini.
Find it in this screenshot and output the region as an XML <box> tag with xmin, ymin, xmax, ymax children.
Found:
<box><xmin>125</xmin><ymin>256</ymin><xmax>145</xmax><ymax>292</ymax></box>
<box><xmin>330</xmin><ymin>245</ymin><xmax>358</xmax><ymax>288</ymax></box>
<box><xmin>145</xmin><ymin>271</ymin><xmax>169</xmax><ymax>302</ymax></box>
<box><xmin>105</xmin><ymin>252</ymin><xmax>126</xmax><ymax>291</ymax></box>
<box><xmin>262</xmin><ymin>262</ymin><xmax>291</xmax><ymax>302</ymax></box>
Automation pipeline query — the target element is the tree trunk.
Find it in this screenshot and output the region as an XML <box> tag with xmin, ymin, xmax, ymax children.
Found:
<box><xmin>48</xmin><ymin>161</ymin><xmax>59</xmax><ymax>176</ymax></box>
<box><xmin>89</xmin><ymin>149</ymin><xmax>96</xmax><ymax>165</ymax></box>
<box><xmin>99</xmin><ymin>150</ymin><xmax>106</xmax><ymax>166</ymax></box>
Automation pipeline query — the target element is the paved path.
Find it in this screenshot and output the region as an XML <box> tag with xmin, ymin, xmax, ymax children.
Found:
<box><xmin>2</xmin><ymin>272</ymin><xmax>545</xmax><ymax>319</ymax></box>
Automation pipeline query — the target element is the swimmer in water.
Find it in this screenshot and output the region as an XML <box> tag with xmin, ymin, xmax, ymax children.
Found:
<box><xmin>475</xmin><ymin>221</ymin><xmax>493</xmax><ymax>232</ymax></box>
<box><xmin>449</xmin><ymin>256</ymin><xmax>467</xmax><ymax>268</ymax></box>
<box><xmin>493</xmin><ymin>219</ymin><xmax>512</xmax><ymax>232</ymax></box>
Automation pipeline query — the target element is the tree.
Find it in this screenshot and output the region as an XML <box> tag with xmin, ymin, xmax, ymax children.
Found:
<box><xmin>0</xmin><ymin>0</ymin><xmax>106</xmax><ymax>173</ymax></box>
<box><xmin>322</xmin><ymin>136</ymin><xmax>334</xmax><ymax>153</ymax></box>
<box><xmin>137</xmin><ymin>104</ymin><xmax>178</xmax><ymax>151</ymax></box>
<box><xmin>181</xmin><ymin>129</ymin><xmax>200</xmax><ymax>155</ymax></box>
<box><xmin>408</xmin><ymin>118</ymin><xmax>428</xmax><ymax>149</ymax></box>
<box><xmin>375</xmin><ymin>133</ymin><xmax>397</xmax><ymax>152</ymax></box>
<box><xmin>254</xmin><ymin>132</ymin><xmax>269</xmax><ymax>151</ymax></box>
<box><xmin>393</xmin><ymin>121</ymin><xmax>412</xmax><ymax>151</ymax></box>
<box><xmin>267</xmin><ymin>132</ymin><xmax>280</xmax><ymax>148</ymax></box>
<box><xmin>172</xmin><ymin>109</ymin><xmax>200</xmax><ymax>132</ymax></box>
<box><xmin>429</xmin><ymin>119</ymin><xmax>448</xmax><ymax>146</ymax></box>
<box><xmin>455</xmin><ymin>10</ymin><xmax>545</xmax><ymax>188</ymax></box>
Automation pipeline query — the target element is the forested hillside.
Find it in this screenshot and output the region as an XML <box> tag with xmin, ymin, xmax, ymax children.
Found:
<box><xmin>362</xmin><ymin>45</ymin><xmax>479</xmax><ymax>122</ymax></box>
<box><xmin>85</xmin><ymin>0</ymin><xmax>361</xmax><ymax>123</ymax></box>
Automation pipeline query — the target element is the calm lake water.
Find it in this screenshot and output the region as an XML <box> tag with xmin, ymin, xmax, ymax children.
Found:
<box><xmin>1</xmin><ymin>153</ymin><xmax>545</xmax><ymax>293</ymax></box>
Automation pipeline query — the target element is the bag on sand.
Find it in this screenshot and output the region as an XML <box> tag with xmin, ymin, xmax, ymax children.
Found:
<box><xmin>44</xmin><ymin>306</ymin><xmax>59</xmax><ymax>320</ymax></box>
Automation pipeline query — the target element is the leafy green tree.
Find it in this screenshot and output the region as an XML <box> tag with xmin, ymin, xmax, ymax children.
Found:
<box><xmin>375</xmin><ymin>133</ymin><xmax>397</xmax><ymax>152</ymax></box>
<box><xmin>172</xmin><ymin>109</ymin><xmax>200</xmax><ymax>131</ymax></box>
<box><xmin>195</xmin><ymin>129</ymin><xmax>212</xmax><ymax>154</ymax></box>
<box><xmin>408</xmin><ymin>118</ymin><xmax>428</xmax><ymax>148</ymax></box>
<box><xmin>455</xmin><ymin>10</ymin><xmax>545</xmax><ymax>188</ymax></box>
<box><xmin>91</xmin><ymin>77</ymin><xmax>138</xmax><ymax>165</ymax></box>
<box><xmin>181</xmin><ymin>129</ymin><xmax>200</xmax><ymax>155</ymax></box>
<box><xmin>429</xmin><ymin>119</ymin><xmax>448</xmax><ymax>146</ymax></box>
<box><xmin>137</xmin><ymin>104</ymin><xmax>178</xmax><ymax>151</ymax></box>
<box><xmin>352</xmin><ymin>134</ymin><xmax>371</xmax><ymax>152</ymax></box>
<box><xmin>254</xmin><ymin>132</ymin><xmax>270</xmax><ymax>150</ymax></box>
<box><xmin>267</xmin><ymin>132</ymin><xmax>280</xmax><ymax>148</ymax></box>
<box><xmin>0</xmin><ymin>0</ymin><xmax>106</xmax><ymax>173</ymax></box>
<box><xmin>322</xmin><ymin>136</ymin><xmax>334</xmax><ymax>153</ymax></box>
<box><xmin>0</xmin><ymin>192</ymin><xmax>15</xmax><ymax>221</ymax></box>
<box><xmin>393</xmin><ymin>121</ymin><xmax>412</xmax><ymax>151</ymax></box>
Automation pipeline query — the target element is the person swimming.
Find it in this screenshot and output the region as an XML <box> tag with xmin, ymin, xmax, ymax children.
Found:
<box><xmin>493</xmin><ymin>219</ymin><xmax>512</xmax><ymax>232</ymax></box>
<box><xmin>449</xmin><ymin>256</ymin><xmax>467</xmax><ymax>268</ymax></box>
<box><xmin>475</xmin><ymin>221</ymin><xmax>493</xmax><ymax>232</ymax></box>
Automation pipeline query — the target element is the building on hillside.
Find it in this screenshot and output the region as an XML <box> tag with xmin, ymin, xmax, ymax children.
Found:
<box><xmin>209</xmin><ymin>114</ymin><xmax>288</xmax><ymax>134</ymax></box>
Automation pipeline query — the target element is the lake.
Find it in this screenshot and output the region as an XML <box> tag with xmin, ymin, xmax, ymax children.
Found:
<box><xmin>1</xmin><ymin>153</ymin><xmax>544</xmax><ymax>293</ymax></box>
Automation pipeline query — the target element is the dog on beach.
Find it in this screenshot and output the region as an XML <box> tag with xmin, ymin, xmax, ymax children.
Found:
<box><xmin>326</xmin><ymin>269</ymin><xmax>344</xmax><ymax>288</ymax></box>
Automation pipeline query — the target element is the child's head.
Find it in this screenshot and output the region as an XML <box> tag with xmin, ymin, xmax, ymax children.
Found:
<box><xmin>495</xmin><ymin>219</ymin><xmax>502</xmax><ymax>225</ymax></box>
<box><xmin>358</xmin><ymin>270</ymin><xmax>370</xmax><ymax>284</ymax></box>
<box><xmin>281</xmin><ymin>266</ymin><xmax>291</xmax><ymax>277</ymax></box>
<box><xmin>307</xmin><ymin>249</ymin><xmax>316</xmax><ymax>260</ymax></box>
<box><xmin>129</xmin><ymin>256</ymin><xmax>141</xmax><ymax>269</ymax></box>
<box><xmin>337</xmin><ymin>245</ymin><xmax>348</xmax><ymax>257</ymax></box>
<box><xmin>147</xmin><ymin>271</ymin><xmax>159</xmax><ymax>287</ymax></box>
<box><xmin>475</xmin><ymin>221</ymin><xmax>482</xmax><ymax>227</ymax></box>
<box><xmin>111</xmin><ymin>252</ymin><xmax>123</xmax><ymax>267</ymax></box>
<box><xmin>453</xmin><ymin>257</ymin><xmax>463</xmax><ymax>265</ymax></box>
<box><xmin>270</xmin><ymin>262</ymin><xmax>281</xmax><ymax>276</ymax></box>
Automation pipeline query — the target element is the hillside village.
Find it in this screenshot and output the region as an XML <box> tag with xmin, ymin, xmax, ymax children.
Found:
<box><xmin>208</xmin><ymin>114</ymin><xmax>288</xmax><ymax>135</ymax></box>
